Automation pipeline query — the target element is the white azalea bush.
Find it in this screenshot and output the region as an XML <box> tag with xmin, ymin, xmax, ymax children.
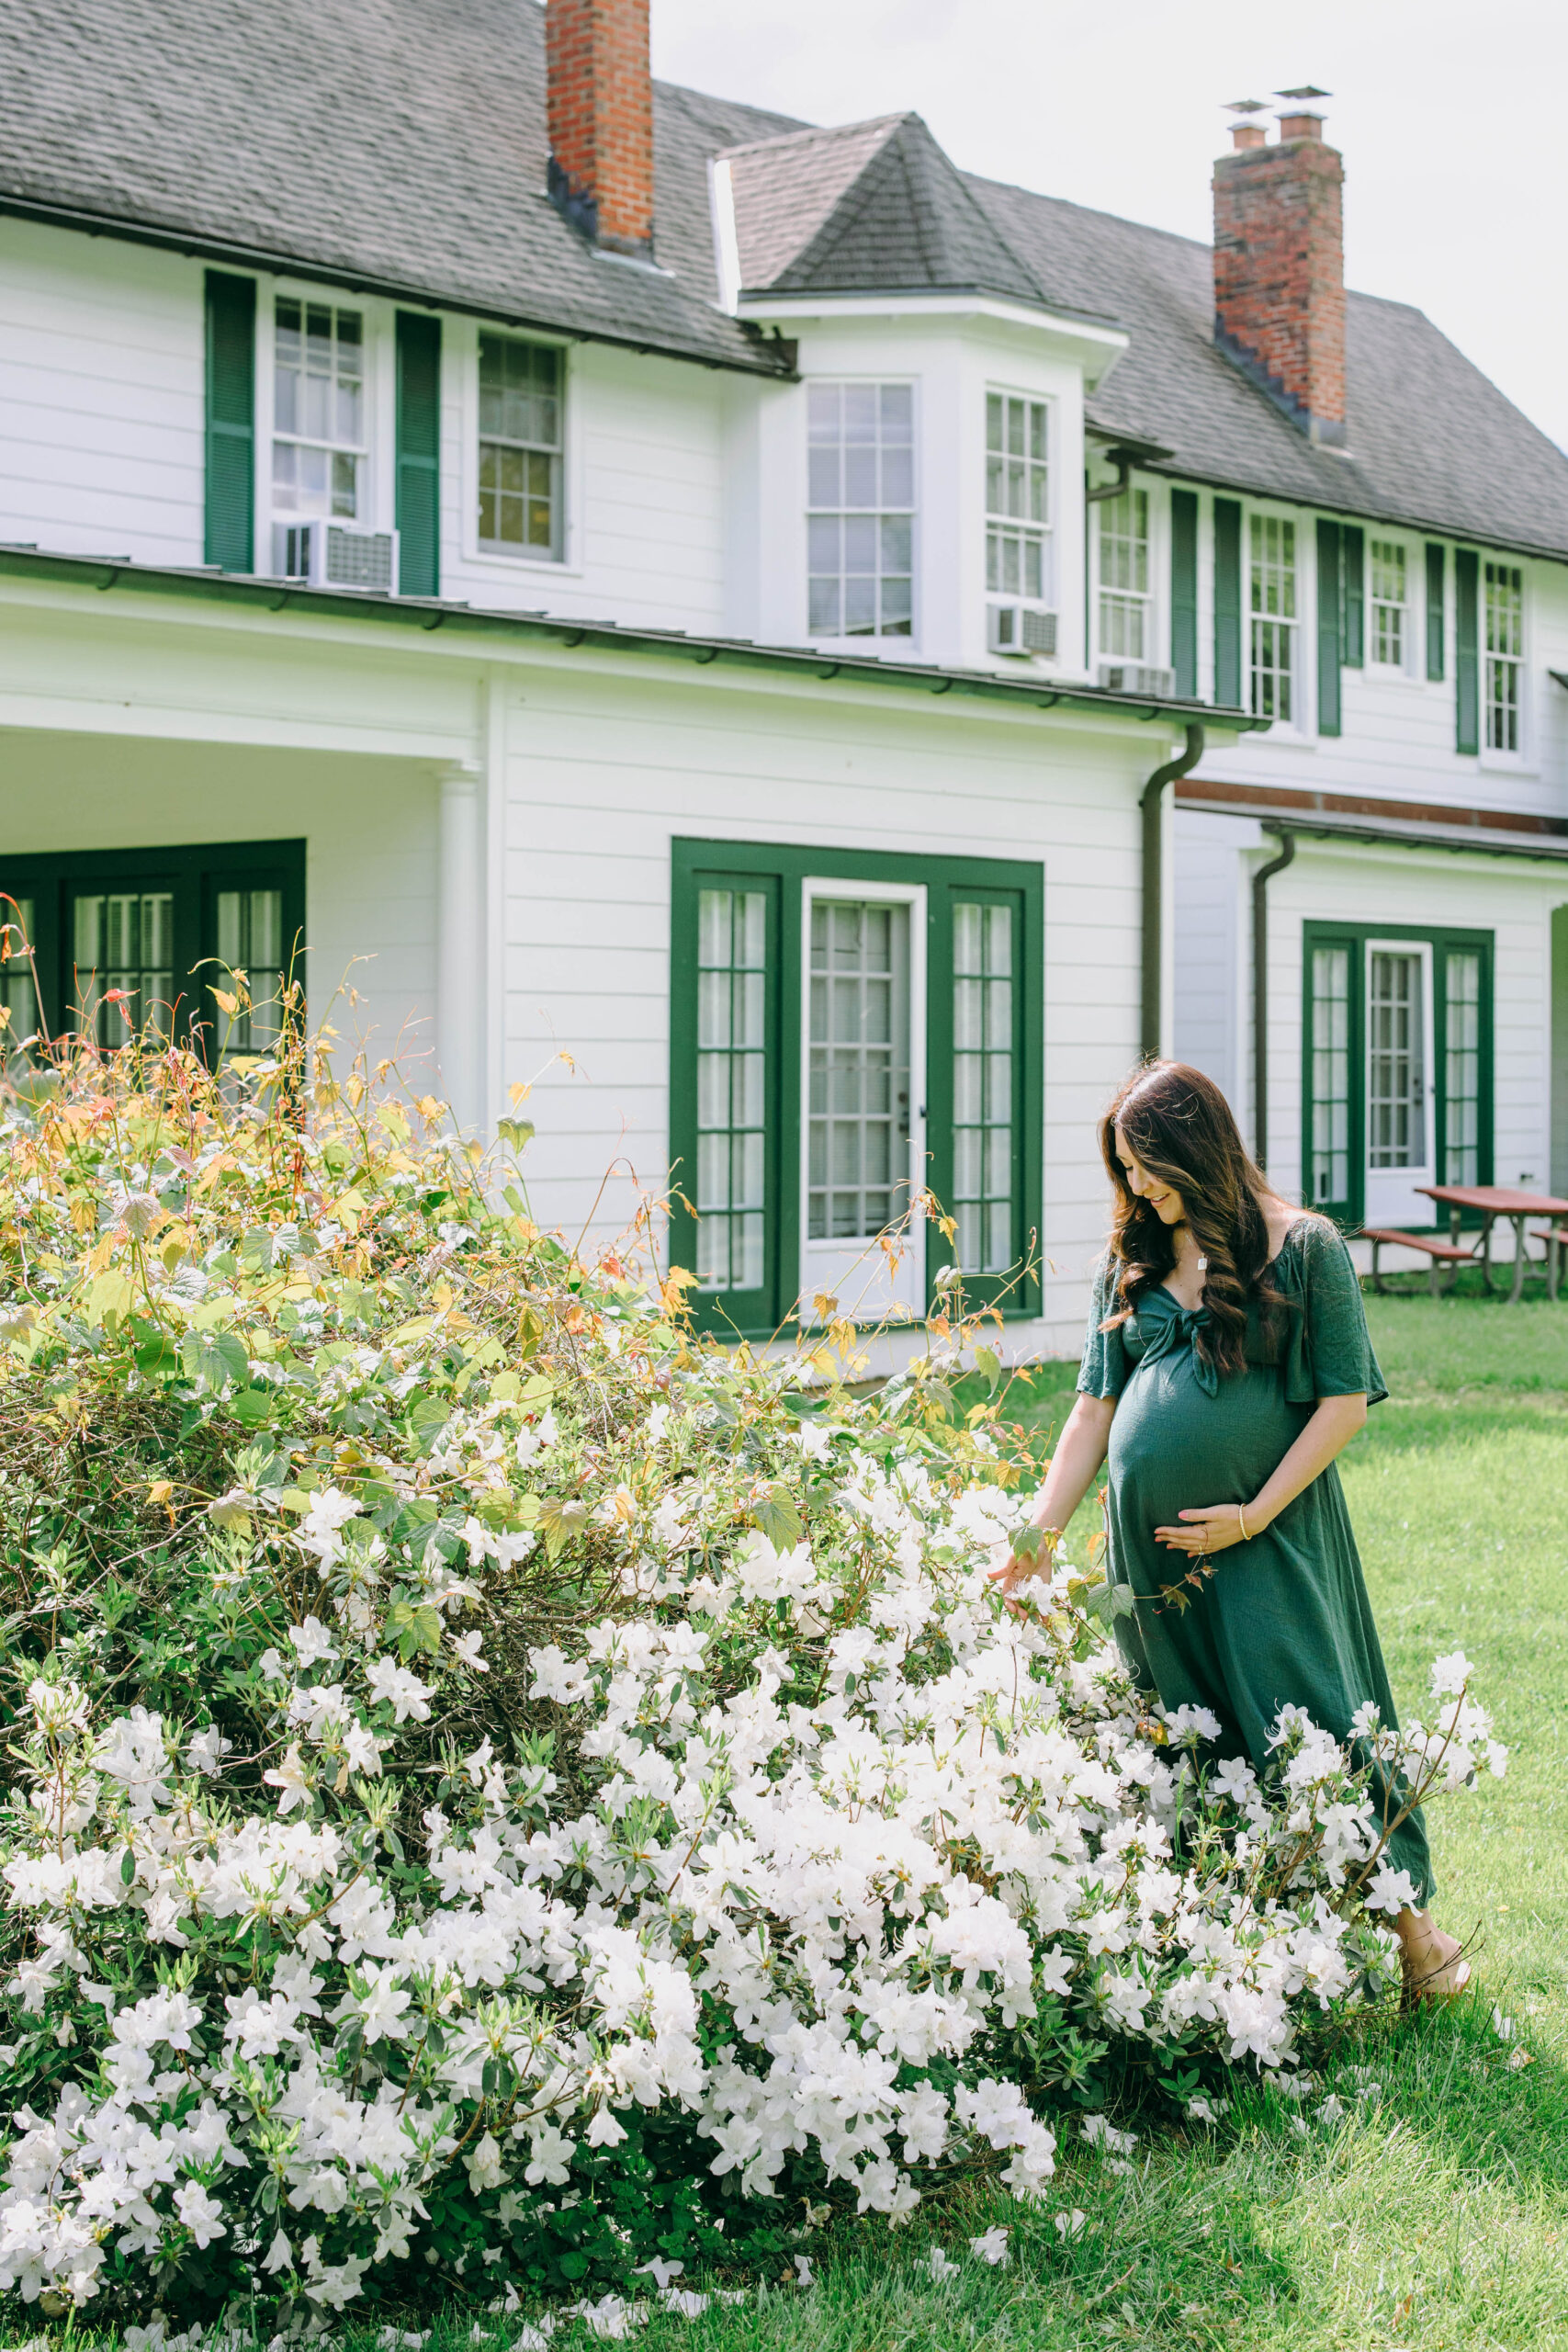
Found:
<box><xmin>0</xmin><ymin>1023</ymin><xmax>1501</xmax><ymax>2327</ymax></box>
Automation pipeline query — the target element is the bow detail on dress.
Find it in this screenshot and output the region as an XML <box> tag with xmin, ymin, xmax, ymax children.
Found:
<box><xmin>1138</xmin><ymin>1299</ymin><xmax>1219</xmax><ymax>1396</ymax></box>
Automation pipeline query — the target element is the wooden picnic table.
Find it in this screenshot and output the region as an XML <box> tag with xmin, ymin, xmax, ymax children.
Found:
<box><xmin>1415</xmin><ymin>1182</ymin><xmax>1568</xmax><ymax>1304</ymax></box>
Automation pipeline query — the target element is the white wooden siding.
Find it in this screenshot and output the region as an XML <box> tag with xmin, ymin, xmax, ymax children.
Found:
<box><xmin>494</xmin><ymin>664</ymin><xmax>1156</xmax><ymax>1354</ymax></box>
<box><xmin>0</xmin><ymin>220</ymin><xmax>206</xmax><ymax>567</ymax></box>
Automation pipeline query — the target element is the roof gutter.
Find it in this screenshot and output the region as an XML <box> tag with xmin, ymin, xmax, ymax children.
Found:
<box><xmin>1141</xmin><ymin>722</ymin><xmax>1206</xmax><ymax>1059</ymax></box>
<box><xmin>0</xmin><ymin>546</ymin><xmax>1267</xmax><ymax>733</ymax></box>
<box><xmin>1251</xmin><ymin>828</ymin><xmax>1296</xmax><ymax>1171</ymax></box>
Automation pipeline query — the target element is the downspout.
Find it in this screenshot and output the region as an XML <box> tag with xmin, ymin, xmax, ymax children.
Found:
<box><xmin>1251</xmin><ymin>827</ymin><xmax>1297</xmax><ymax>1170</ymax></box>
<box><xmin>1141</xmin><ymin>722</ymin><xmax>1205</xmax><ymax>1060</ymax></box>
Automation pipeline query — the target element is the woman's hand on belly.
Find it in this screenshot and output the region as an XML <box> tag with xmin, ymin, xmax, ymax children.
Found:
<box><xmin>1154</xmin><ymin>1502</ymin><xmax>1254</xmax><ymax>1556</ymax></box>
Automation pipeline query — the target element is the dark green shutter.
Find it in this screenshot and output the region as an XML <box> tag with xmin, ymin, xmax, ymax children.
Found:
<box><xmin>1213</xmin><ymin>497</ymin><xmax>1243</xmax><ymax>707</ymax></box>
<box><xmin>203</xmin><ymin>272</ymin><xmax>255</xmax><ymax>572</ymax></box>
<box><xmin>1426</xmin><ymin>542</ymin><xmax>1446</xmax><ymax>681</ymax></box>
<box><xmin>1455</xmin><ymin>548</ymin><xmax>1480</xmax><ymax>753</ymax></box>
<box><xmin>1316</xmin><ymin>518</ymin><xmax>1342</xmax><ymax>737</ymax></box>
<box><xmin>395</xmin><ymin>312</ymin><xmax>442</xmax><ymax>598</ymax></box>
<box><xmin>1170</xmin><ymin>488</ymin><xmax>1199</xmax><ymax>697</ymax></box>
<box><xmin>1340</xmin><ymin>524</ymin><xmax>1364</xmax><ymax>666</ymax></box>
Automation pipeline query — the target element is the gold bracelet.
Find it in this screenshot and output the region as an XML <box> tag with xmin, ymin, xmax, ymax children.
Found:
<box><xmin>1237</xmin><ymin>1503</ymin><xmax>1251</xmax><ymax>1542</ymax></box>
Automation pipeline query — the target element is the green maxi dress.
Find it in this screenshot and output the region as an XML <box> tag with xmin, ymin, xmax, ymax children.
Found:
<box><xmin>1077</xmin><ymin>1214</ymin><xmax>1432</xmax><ymax>1903</ymax></box>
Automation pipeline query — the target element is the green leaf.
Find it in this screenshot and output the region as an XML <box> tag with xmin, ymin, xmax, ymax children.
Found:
<box><xmin>975</xmin><ymin>1343</ymin><xmax>1002</xmax><ymax>1391</ymax></box>
<box><xmin>119</xmin><ymin>1847</ymin><xmax>136</xmax><ymax>1884</ymax></box>
<box><xmin>230</xmin><ymin>1388</ymin><xmax>274</xmax><ymax>1425</ymax></box>
<box><xmin>497</xmin><ymin>1118</ymin><xmax>536</xmax><ymax>1155</ymax></box>
<box><xmin>180</xmin><ymin>1329</ymin><xmax>250</xmax><ymax>1393</ymax></box>
<box><xmin>750</xmin><ymin>1484</ymin><xmax>804</xmax><ymax>1550</ymax></box>
<box><xmin>538</xmin><ymin>1497</ymin><xmax>591</xmax><ymax>1562</ymax></box>
<box><xmin>88</xmin><ymin>1270</ymin><xmax>135</xmax><ymax>1329</ymax></box>
<box><xmin>389</xmin><ymin>1600</ymin><xmax>443</xmax><ymax>1659</ymax></box>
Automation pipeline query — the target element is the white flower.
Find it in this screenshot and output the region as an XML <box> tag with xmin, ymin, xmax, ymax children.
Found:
<box><xmin>791</xmin><ymin>2255</ymin><xmax>814</xmax><ymax>2286</ymax></box>
<box><xmin>634</xmin><ymin>2257</ymin><xmax>683</xmax><ymax>2290</ymax></box>
<box><xmin>467</xmin><ymin>2132</ymin><xmax>505</xmax><ymax>2193</ymax></box>
<box><xmin>1430</xmin><ymin>1650</ymin><xmax>1473</xmax><ymax>1698</ymax></box>
<box><xmin>968</xmin><ymin>2225</ymin><xmax>1010</xmax><ymax>2266</ymax></box>
<box><xmin>1054</xmin><ymin>2208</ymin><xmax>1087</xmax><ymax>2241</ymax></box>
<box><xmin>184</xmin><ymin>1724</ymin><xmax>232</xmax><ymax>1777</ymax></box>
<box><xmin>263</xmin><ymin>1741</ymin><xmax>313</xmax><ymax>1815</ymax></box>
<box><xmin>926</xmin><ymin>2245</ymin><xmax>960</xmax><ymax>2280</ymax></box>
<box><xmin>451</xmin><ymin>1629</ymin><xmax>490</xmax><ymax>1674</ymax></box>
<box><xmin>515</xmin><ymin>1411</ymin><xmax>558</xmax><ymax>1465</ymax></box>
<box><xmin>1492</xmin><ymin>2008</ymin><xmax>1516</xmax><ymax>2041</ymax></box>
<box><xmin>263</xmin><ymin>2229</ymin><xmax>294</xmax><ymax>2273</ymax></box>
<box><xmin>288</xmin><ymin>1616</ymin><xmax>339</xmax><ymax>1668</ymax></box>
<box><xmin>174</xmin><ymin>2179</ymin><xmax>226</xmax><ymax>2247</ymax></box>
<box><xmin>365</xmin><ymin>1656</ymin><xmax>432</xmax><ymax>1722</ymax></box>
<box><xmin>1316</xmin><ymin>2095</ymin><xmax>1345</xmax><ymax>2124</ymax></box>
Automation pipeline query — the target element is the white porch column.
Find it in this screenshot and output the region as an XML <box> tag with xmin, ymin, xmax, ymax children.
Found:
<box><xmin>436</xmin><ymin>760</ymin><xmax>485</xmax><ymax>1133</ymax></box>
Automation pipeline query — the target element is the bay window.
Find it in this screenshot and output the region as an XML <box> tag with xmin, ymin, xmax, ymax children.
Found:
<box><xmin>807</xmin><ymin>383</ymin><xmax>915</xmax><ymax>639</ymax></box>
<box><xmin>671</xmin><ymin>842</ymin><xmax>1042</xmax><ymax>1333</ymax></box>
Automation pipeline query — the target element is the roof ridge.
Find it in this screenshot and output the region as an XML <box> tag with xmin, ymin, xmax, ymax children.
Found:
<box><xmin>716</xmin><ymin>109</ymin><xmax>909</xmax><ymax>164</ymax></box>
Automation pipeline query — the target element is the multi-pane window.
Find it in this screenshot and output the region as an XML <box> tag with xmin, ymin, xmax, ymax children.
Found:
<box><xmin>1367</xmin><ymin>949</ymin><xmax>1426</xmax><ymax>1170</ymax></box>
<box><xmin>1249</xmin><ymin>514</ymin><xmax>1296</xmax><ymax>722</ymax></box>
<box><xmin>1</xmin><ymin>899</ymin><xmax>36</xmax><ymax>1054</ymax></box>
<box><xmin>1098</xmin><ymin>488</ymin><xmax>1149</xmax><ymax>660</ymax></box>
<box><xmin>73</xmin><ymin>892</ymin><xmax>175</xmax><ymax>1046</ymax></box>
<box><xmin>807</xmin><ymin>384</ymin><xmax>914</xmax><ymax>638</ymax></box>
<box><xmin>807</xmin><ymin>901</ymin><xmax>910</xmax><ymax>1243</ymax></box>
<box><xmin>695</xmin><ymin>888</ymin><xmax>768</xmax><ymax>1295</ymax></box>
<box><xmin>1370</xmin><ymin>540</ymin><xmax>1407</xmax><ymax>667</ymax></box>
<box><xmin>986</xmin><ymin>393</ymin><xmax>1050</xmax><ymax>602</ymax></box>
<box><xmin>1309</xmin><ymin>944</ymin><xmax>1350</xmax><ymax>1206</ymax></box>
<box><xmin>953</xmin><ymin>901</ymin><xmax>1014</xmax><ymax>1275</ymax></box>
<box><xmin>1484</xmin><ymin>560</ymin><xmax>1524</xmax><ymax>752</ymax></box>
<box><xmin>273</xmin><ymin>300</ymin><xmax>364</xmax><ymax>520</ymax></box>
<box><xmin>216</xmin><ymin>889</ymin><xmax>287</xmax><ymax>1055</ymax></box>
<box><xmin>1444</xmin><ymin>951</ymin><xmax>1482</xmax><ymax>1185</ymax></box>
<box><xmin>478</xmin><ymin>335</ymin><xmax>563</xmax><ymax>556</ymax></box>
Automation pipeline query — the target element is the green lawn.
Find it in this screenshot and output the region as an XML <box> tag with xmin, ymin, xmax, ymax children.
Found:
<box><xmin>9</xmin><ymin>1298</ymin><xmax>1566</xmax><ymax>2351</ymax></box>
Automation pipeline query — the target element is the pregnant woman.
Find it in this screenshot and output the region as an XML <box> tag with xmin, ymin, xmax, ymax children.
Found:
<box><xmin>996</xmin><ymin>1059</ymin><xmax>1470</xmax><ymax>2003</ymax></box>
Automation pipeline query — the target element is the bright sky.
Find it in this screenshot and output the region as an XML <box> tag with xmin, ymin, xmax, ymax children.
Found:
<box><xmin>651</xmin><ymin>0</ymin><xmax>1568</xmax><ymax>454</ymax></box>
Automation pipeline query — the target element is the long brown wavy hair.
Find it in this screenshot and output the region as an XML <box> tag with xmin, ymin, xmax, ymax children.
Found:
<box><xmin>1099</xmin><ymin>1061</ymin><xmax>1294</xmax><ymax>1377</ymax></box>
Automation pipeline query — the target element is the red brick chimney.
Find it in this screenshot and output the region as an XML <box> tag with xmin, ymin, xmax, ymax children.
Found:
<box><xmin>546</xmin><ymin>0</ymin><xmax>654</xmax><ymax>259</ymax></box>
<box><xmin>1213</xmin><ymin>94</ymin><xmax>1345</xmax><ymax>444</ymax></box>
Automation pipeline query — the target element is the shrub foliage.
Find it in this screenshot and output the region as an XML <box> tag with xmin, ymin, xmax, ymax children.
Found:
<box><xmin>0</xmin><ymin>1028</ymin><xmax>1499</xmax><ymax>2323</ymax></box>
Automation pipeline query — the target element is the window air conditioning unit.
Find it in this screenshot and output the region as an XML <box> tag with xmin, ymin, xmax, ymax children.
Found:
<box><xmin>1099</xmin><ymin>660</ymin><xmax>1176</xmax><ymax>698</ymax></box>
<box><xmin>274</xmin><ymin>519</ymin><xmax>400</xmax><ymax>594</ymax></box>
<box><xmin>987</xmin><ymin>603</ymin><xmax>1057</xmax><ymax>658</ymax></box>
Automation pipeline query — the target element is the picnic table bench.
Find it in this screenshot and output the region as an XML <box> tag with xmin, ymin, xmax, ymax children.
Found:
<box><xmin>1360</xmin><ymin>1227</ymin><xmax>1480</xmax><ymax>1298</ymax></box>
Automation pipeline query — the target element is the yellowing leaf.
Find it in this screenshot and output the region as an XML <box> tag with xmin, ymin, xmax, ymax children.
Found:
<box><xmin>87</xmin><ymin>1270</ymin><xmax>135</xmax><ymax>1328</ymax></box>
<box><xmin>146</xmin><ymin>1479</ymin><xmax>174</xmax><ymax>1506</ymax></box>
<box><xmin>211</xmin><ymin>988</ymin><xmax>238</xmax><ymax>1015</ymax></box>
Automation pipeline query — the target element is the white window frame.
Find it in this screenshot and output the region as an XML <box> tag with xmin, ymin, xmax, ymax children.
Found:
<box><xmin>1482</xmin><ymin>557</ymin><xmax>1527</xmax><ymax>762</ymax></box>
<box><xmin>1245</xmin><ymin>503</ymin><xmax>1306</xmax><ymax>736</ymax></box>
<box><xmin>254</xmin><ymin>282</ymin><xmax>395</xmax><ymax>579</ymax></box>
<box><xmin>984</xmin><ymin>384</ymin><xmax>1055</xmax><ymax>633</ymax></box>
<box><xmin>804</xmin><ymin>378</ymin><xmax>919</xmax><ymax>650</ymax></box>
<box><xmin>797</xmin><ymin>877</ymin><xmax>927</xmax><ymax>1327</ymax></box>
<box><xmin>1367</xmin><ymin>534</ymin><xmax>1416</xmax><ymax>676</ymax></box>
<box><xmin>459</xmin><ymin>321</ymin><xmax>576</xmax><ymax>574</ymax></box>
<box><xmin>1090</xmin><ymin>476</ymin><xmax>1161</xmax><ymax>671</ymax></box>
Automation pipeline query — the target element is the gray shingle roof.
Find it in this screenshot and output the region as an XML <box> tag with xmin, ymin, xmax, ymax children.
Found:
<box><xmin>972</xmin><ymin>175</ymin><xmax>1568</xmax><ymax>561</ymax></box>
<box><xmin>3</xmin><ymin>0</ymin><xmax>1565</xmax><ymax>559</ymax></box>
<box><xmin>0</xmin><ymin>0</ymin><xmax>799</xmax><ymax>376</ymax></box>
<box><xmin>730</xmin><ymin>113</ymin><xmax>1044</xmax><ymax>310</ymax></box>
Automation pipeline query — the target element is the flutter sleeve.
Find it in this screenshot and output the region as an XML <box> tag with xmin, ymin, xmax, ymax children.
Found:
<box><xmin>1076</xmin><ymin>1254</ymin><xmax>1133</xmax><ymax>1399</ymax></box>
<box><xmin>1282</xmin><ymin>1217</ymin><xmax>1389</xmax><ymax>1407</ymax></box>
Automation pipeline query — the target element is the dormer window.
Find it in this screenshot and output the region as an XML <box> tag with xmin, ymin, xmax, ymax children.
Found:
<box><xmin>806</xmin><ymin>383</ymin><xmax>915</xmax><ymax>639</ymax></box>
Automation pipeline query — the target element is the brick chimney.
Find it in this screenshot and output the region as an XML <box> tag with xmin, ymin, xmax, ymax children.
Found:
<box><xmin>1213</xmin><ymin>93</ymin><xmax>1345</xmax><ymax>444</ymax></box>
<box><xmin>546</xmin><ymin>0</ymin><xmax>654</xmax><ymax>258</ymax></box>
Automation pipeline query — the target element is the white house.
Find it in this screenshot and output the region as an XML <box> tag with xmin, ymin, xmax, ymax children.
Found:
<box><xmin>0</xmin><ymin>0</ymin><xmax>1564</xmax><ymax>1357</ymax></box>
